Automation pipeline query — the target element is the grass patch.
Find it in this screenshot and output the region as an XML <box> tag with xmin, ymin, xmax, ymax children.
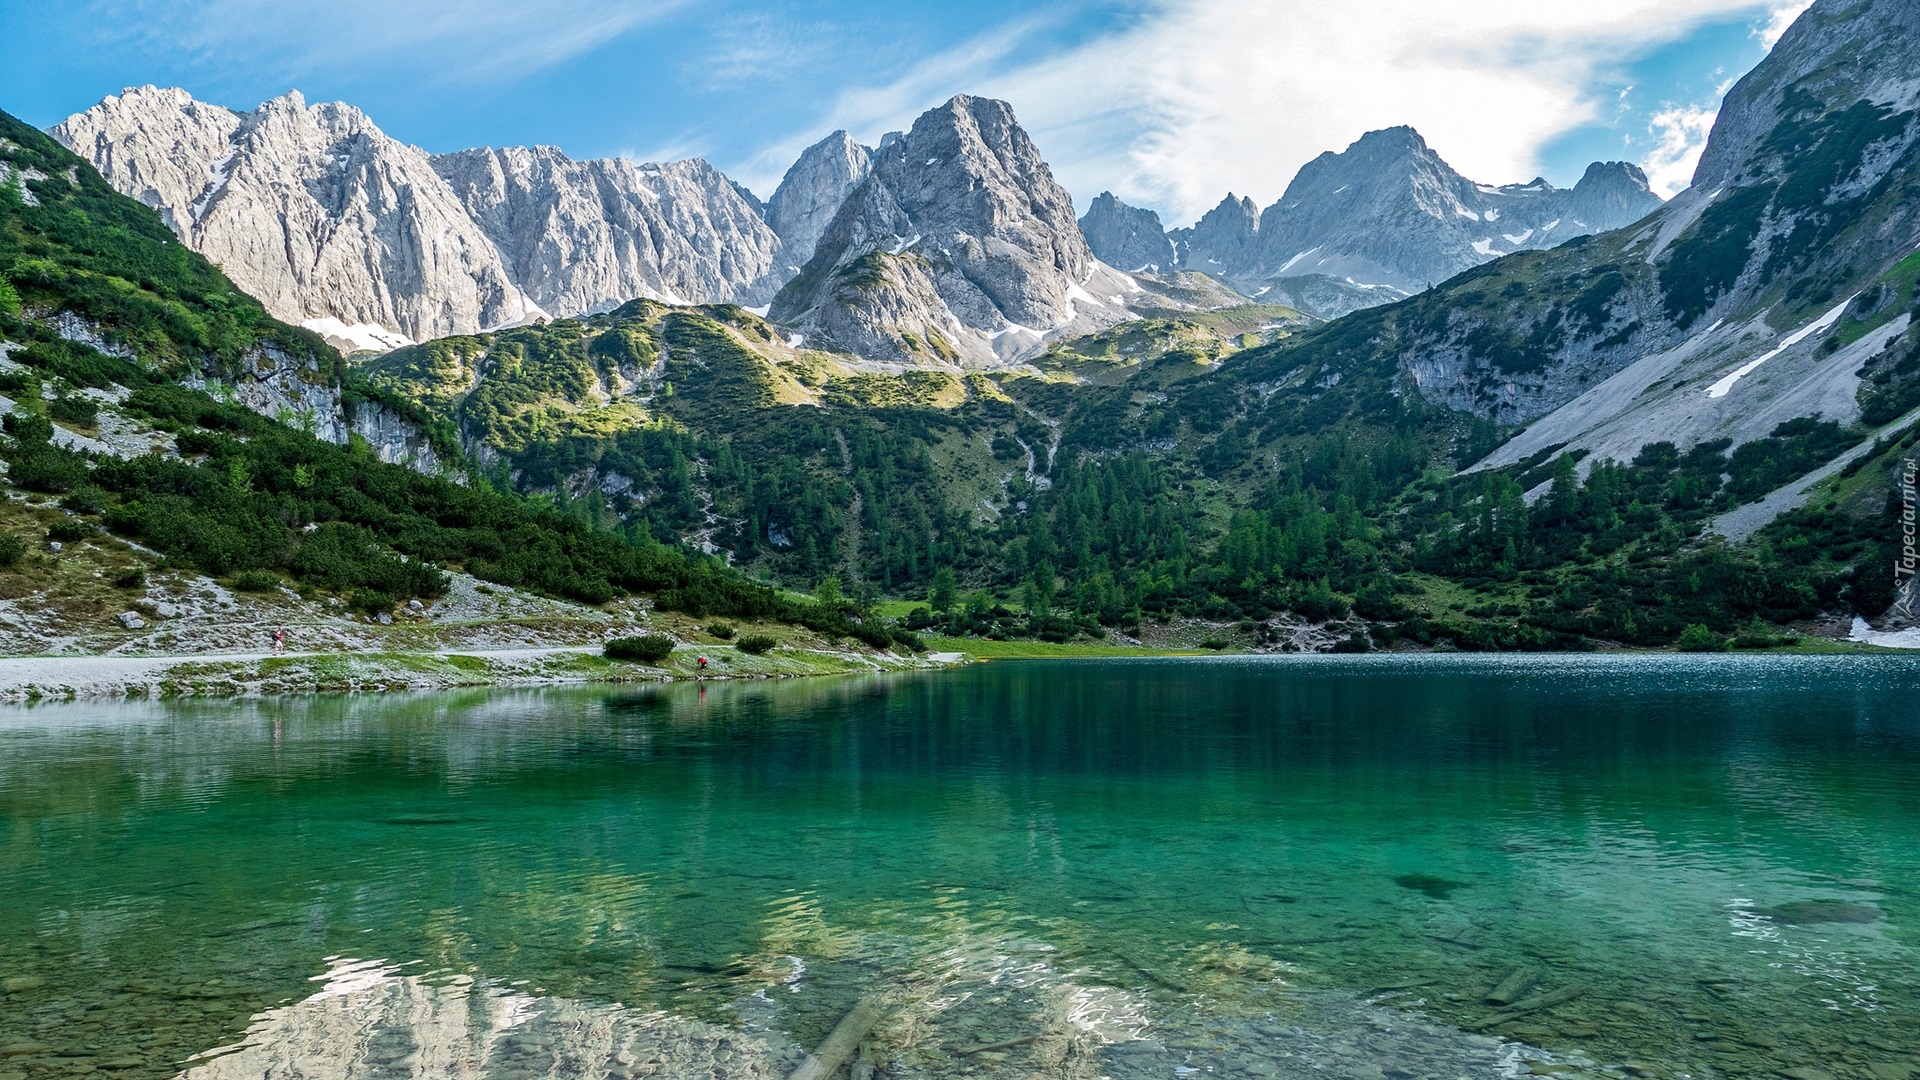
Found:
<box><xmin>923</xmin><ymin>636</ymin><xmax>1200</xmax><ymax>659</ymax></box>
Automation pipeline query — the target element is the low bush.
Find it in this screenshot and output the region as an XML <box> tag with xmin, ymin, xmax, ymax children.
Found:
<box><xmin>61</xmin><ymin>485</ymin><xmax>106</xmax><ymax>515</ymax></box>
<box><xmin>0</xmin><ymin>532</ymin><xmax>22</xmax><ymax>569</ymax></box>
<box><xmin>112</xmin><ymin>566</ymin><xmax>145</xmax><ymax>589</ymax></box>
<box><xmin>49</xmin><ymin>394</ymin><xmax>99</xmax><ymax>427</ymax></box>
<box><xmin>233</xmin><ymin>569</ymin><xmax>279</xmax><ymax>592</ymax></box>
<box><xmin>736</xmin><ymin>633</ymin><xmax>777</xmax><ymax>654</ymax></box>
<box><xmin>704</xmin><ymin>622</ymin><xmax>736</xmax><ymax>639</ymax></box>
<box><xmin>1675</xmin><ymin>623</ymin><xmax>1729</xmax><ymax>652</ymax></box>
<box><xmin>47</xmin><ymin>519</ymin><xmax>94</xmax><ymax>543</ymax></box>
<box><xmin>350</xmin><ymin>588</ymin><xmax>395</xmax><ymax>614</ymax></box>
<box><xmin>605</xmin><ymin>634</ymin><xmax>676</xmax><ymax>663</ymax></box>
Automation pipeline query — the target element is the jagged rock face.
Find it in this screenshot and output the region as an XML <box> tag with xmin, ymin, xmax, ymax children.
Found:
<box><xmin>764</xmin><ymin>130</ymin><xmax>872</xmax><ymax>273</ymax></box>
<box><xmin>1171</xmin><ymin>194</ymin><xmax>1261</xmax><ymax>274</ymax></box>
<box><xmin>771</xmin><ymin>95</ymin><xmax>1136</xmax><ymax>366</ymax></box>
<box><xmin>432</xmin><ymin>146</ymin><xmax>784</xmax><ymax>314</ymax></box>
<box><xmin>52</xmin><ymin>87</ymin><xmax>544</xmax><ymax>343</ymax></box>
<box><xmin>1079</xmin><ymin>191</ymin><xmax>1175</xmax><ymax>272</ymax></box>
<box><xmin>1247</xmin><ymin>127</ymin><xmax>1664</xmax><ymax>292</ymax></box>
<box><xmin>43</xmin><ymin>86</ymin><xmax>240</xmax><ymax>236</ymax></box>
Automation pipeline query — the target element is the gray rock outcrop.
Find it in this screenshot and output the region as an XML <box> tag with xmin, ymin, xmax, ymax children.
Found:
<box><xmin>1171</xmin><ymin>194</ymin><xmax>1263</xmax><ymax>275</ymax></box>
<box><xmin>52</xmin><ymin>87</ymin><xmax>545</xmax><ymax>343</ymax></box>
<box><xmin>764</xmin><ymin>130</ymin><xmax>872</xmax><ymax>273</ymax></box>
<box><xmin>431</xmin><ymin>146</ymin><xmax>784</xmax><ymax>314</ymax></box>
<box><xmin>770</xmin><ymin>95</ymin><xmax>1138</xmax><ymax>366</ymax></box>
<box><xmin>1079</xmin><ymin>192</ymin><xmax>1175</xmax><ymax>272</ymax></box>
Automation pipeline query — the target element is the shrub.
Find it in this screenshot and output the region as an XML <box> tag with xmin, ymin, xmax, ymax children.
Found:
<box><xmin>8</xmin><ymin>452</ymin><xmax>87</xmax><ymax>493</ymax></box>
<box><xmin>47</xmin><ymin>519</ymin><xmax>95</xmax><ymax>543</ymax></box>
<box><xmin>350</xmin><ymin>588</ymin><xmax>396</xmax><ymax>614</ymax></box>
<box><xmin>0</xmin><ymin>369</ymin><xmax>38</xmax><ymax>396</ymax></box>
<box><xmin>1200</xmin><ymin>637</ymin><xmax>1229</xmax><ymax>650</ymax></box>
<box><xmin>113</xmin><ymin>566</ymin><xmax>145</xmax><ymax>589</ymax></box>
<box><xmin>0</xmin><ymin>533</ymin><xmax>22</xmax><ymax>569</ymax></box>
<box><xmin>705</xmin><ymin>622</ymin><xmax>736</xmax><ymax>639</ymax></box>
<box><xmin>61</xmin><ymin>484</ymin><xmax>107</xmax><ymax>515</ymax></box>
<box><xmin>606</xmin><ymin>634</ymin><xmax>676</xmax><ymax>663</ymax></box>
<box><xmin>1330</xmin><ymin>630</ymin><xmax>1374</xmax><ymax>653</ymax></box>
<box><xmin>1675</xmin><ymin>624</ymin><xmax>1728</xmax><ymax>652</ymax></box>
<box><xmin>49</xmin><ymin>394</ymin><xmax>99</xmax><ymax>428</ymax></box>
<box><xmin>736</xmin><ymin>633</ymin><xmax>777</xmax><ymax>654</ymax></box>
<box><xmin>233</xmin><ymin>569</ymin><xmax>279</xmax><ymax>592</ymax></box>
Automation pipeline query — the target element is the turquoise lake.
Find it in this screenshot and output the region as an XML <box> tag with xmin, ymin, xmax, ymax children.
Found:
<box><xmin>1</xmin><ymin>655</ymin><xmax>1917</xmax><ymax>1078</ymax></box>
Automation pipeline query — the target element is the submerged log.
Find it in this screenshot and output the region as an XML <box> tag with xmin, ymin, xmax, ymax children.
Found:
<box><xmin>1471</xmin><ymin>984</ymin><xmax>1586</xmax><ymax>1030</ymax></box>
<box><xmin>788</xmin><ymin>994</ymin><xmax>890</xmax><ymax>1080</ymax></box>
<box><xmin>957</xmin><ymin>1034</ymin><xmax>1041</xmax><ymax>1056</ymax></box>
<box><xmin>1485</xmin><ymin>967</ymin><xmax>1536</xmax><ymax>1006</ymax></box>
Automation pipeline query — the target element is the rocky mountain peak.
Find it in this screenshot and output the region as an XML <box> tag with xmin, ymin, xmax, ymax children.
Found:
<box><xmin>771</xmin><ymin>94</ymin><xmax>1133</xmax><ymax>366</ymax></box>
<box><xmin>1079</xmin><ymin>192</ymin><xmax>1174</xmax><ymax>272</ymax></box>
<box><xmin>53</xmin><ymin>86</ymin><xmax>544</xmax><ymax>344</ymax></box>
<box><xmin>52</xmin><ymin>86</ymin><xmax>242</xmax><ymax>235</ymax></box>
<box><xmin>1164</xmin><ymin>125</ymin><xmax>1667</xmax><ymax>300</ymax></box>
<box><xmin>53</xmin><ymin>87</ymin><xmax>805</xmax><ymax>346</ymax></box>
<box><xmin>765</xmin><ymin>130</ymin><xmax>873</xmax><ymax>271</ymax></box>
<box><xmin>1167</xmin><ymin>194</ymin><xmax>1261</xmax><ymax>275</ymax></box>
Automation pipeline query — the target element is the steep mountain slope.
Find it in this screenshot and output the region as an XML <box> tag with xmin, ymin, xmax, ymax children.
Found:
<box><xmin>770</xmin><ymin>96</ymin><xmax>1143</xmax><ymax>366</ymax></box>
<box><xmin>1457</xmin><ymin>0</ymin><xmax>1920</xmax><ymax>461</ymax></box>
<box><xmin>764</xmin><ymin>131</ymin><xmax>873</xmax><ymax>273</ymax></box>
<box><xmin>51</xmin><ymin>87</ymin><xmax>545</xmax><ymax>347</ymax></box>
<box><xmin>432</xmin><ymin>145</ymin><xmax>783</xmax><ymax>315</ymax></box>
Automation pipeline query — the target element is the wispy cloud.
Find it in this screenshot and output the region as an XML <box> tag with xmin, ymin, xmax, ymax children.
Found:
<box><xmin>737</xmin><ymin>0</ymin><xmax>1791</xmax><ymax>222</ymax></box>
<box><xmin>690</xmin><ymin>12</ymin><xmax>838</xmax><ymax>89</ymax></box>
<box><xmin>89</xmin><ymin>0</ymin><xmax>692</xmax><ymax>85</ymax></box>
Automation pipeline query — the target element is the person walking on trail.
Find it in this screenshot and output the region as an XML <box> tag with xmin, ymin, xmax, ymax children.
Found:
<box><xmin>274</xmin><ymin>626</ymin><xmax>284</xmax><ymax>654</ymax></box>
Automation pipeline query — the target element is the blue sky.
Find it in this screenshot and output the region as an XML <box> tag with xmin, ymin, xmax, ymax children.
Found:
<box><xmin>0</xmin><ymin>0</ymin><xmax>1809</xmax><ymax>223</ymax></box>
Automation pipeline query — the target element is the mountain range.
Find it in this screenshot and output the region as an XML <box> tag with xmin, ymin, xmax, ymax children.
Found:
<box><xmin>6</xmin><ymin>0</ymin><xmax>1916</xmax><ymax>655</ymax></box>
<box><xmin>52</xmin><ymin>85</ymin><xmax>1665</xmax><ymax>357</ymax></box>
<box><xmin>1080</xmin><ymin>128</ymin><xmax>1664</xmax><ymax>317</ymax></box>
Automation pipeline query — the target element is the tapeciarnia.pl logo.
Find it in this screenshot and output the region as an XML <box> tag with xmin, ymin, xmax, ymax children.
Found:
<box><xmin>1900</xmin><ymin>457</ymin><xmax>1917</xmax><ymax>581</ymax></box>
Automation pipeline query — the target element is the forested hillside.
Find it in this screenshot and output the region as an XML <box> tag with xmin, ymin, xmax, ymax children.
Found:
<box><xmin>0</xmin><ymin>109</ymin><xmax>916</xmax><ymax>651</ymax></box>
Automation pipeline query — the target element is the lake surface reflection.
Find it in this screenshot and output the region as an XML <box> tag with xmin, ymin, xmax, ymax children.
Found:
<box><xmin>1</xmin><ymin>655</ymin><xmax>1916</xmax><ymax>1078</ymax></box>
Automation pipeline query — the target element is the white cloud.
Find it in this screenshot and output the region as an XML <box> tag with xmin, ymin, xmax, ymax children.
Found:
<box><xmin>1757</xmin><ymin>1</ymin><xmax>1815</xmax><ymax>46</ymax></box>
<box><xmin>1642</xmin><ymin>102</ymin><xmax>1721</xmax><ymax>196</ymax></box>
<box><xmin>741</xmin><ymin>0</ymin><xmax>1791</xmax><ymax>223</ymax></box>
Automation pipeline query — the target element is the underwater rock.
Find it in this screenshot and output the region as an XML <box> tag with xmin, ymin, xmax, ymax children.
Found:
<box><xmin>1395</xmin><ymin>874</ymin><xmax>1466</xmax><ymax>899</ymax></box>
<box><xmin>1760</xmin><ymin>901</ymin><xmax>1880</xmax><ymax>925</ymax></box>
